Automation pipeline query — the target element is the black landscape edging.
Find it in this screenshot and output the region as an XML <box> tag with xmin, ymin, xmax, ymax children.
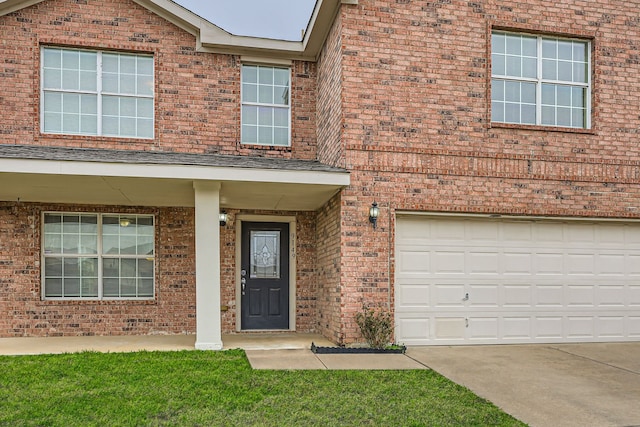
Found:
<box><xmin>311</xmin><ymin>342</ymin><xmax>406</xmax><ymax>354</ymax></box>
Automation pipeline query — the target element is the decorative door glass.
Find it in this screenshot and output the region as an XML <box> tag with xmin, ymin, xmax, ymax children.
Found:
<box><xmin>250</xmin><ymin>230</ymin><xmax>280</xmax><ymax>278</ymax></box>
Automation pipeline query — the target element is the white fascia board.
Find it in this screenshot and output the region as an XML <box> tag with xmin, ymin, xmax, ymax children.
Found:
<box><xmin>0</xmin><ymin>158</ymin><xmax>350</xmax><ymax>187</ymax></box>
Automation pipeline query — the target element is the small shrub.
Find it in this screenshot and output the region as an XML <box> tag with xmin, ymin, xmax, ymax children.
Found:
<box><xmin>354</xmin><ymin>305</ymin><xmax>393</xmax><ymax>349</ymax></box>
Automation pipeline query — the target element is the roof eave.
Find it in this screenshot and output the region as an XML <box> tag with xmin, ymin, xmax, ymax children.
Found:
<box><xmin>0</xmin><ymin>0</ymin><xmax>356</xmax><ymax>61</ymax></box>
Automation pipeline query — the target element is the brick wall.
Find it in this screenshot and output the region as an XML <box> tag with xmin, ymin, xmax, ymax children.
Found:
<box><xmin>0</xmin><ymin>0</ymin><xmax>317</xmax><ymax>160</ymax></box>
<box><xmin>315</xmin><ymin>193</ymin><xmax>342</xmax><ymax>343</ymax></box>
<box><xmin>0</xmin><ymin>202</ymin><xmax>319</xmax><ymax>337</ymax></box>
<box><xmin>0</xmin><ymin>201</ymin><xmax>196</xmax><ymax>337</ymax></box>
<box><xmin>328</xmin><ymin>0</ymin><xmax>640</xmax><ymax>343</ymax></box>
<box><xmin>317</xmin><ymin>10</ymin><xmax>344</xmax><ymax>168</ymax></box>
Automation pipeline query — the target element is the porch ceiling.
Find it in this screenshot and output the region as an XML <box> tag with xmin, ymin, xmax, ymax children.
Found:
<box><xmin>0</xmin><ymin>145</ymin><xmax>349</xmax><ymax>211</ymax></box>
<box><xmin>0</xmin><ymin>172</ymin><xmax>343</xmax><ymax>211</ymax></box>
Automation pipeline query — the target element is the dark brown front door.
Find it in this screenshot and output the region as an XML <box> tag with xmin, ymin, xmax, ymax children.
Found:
<box><xmin>240</xmin><ymin>222</ymin><xmax>290</xmax><ymax>330</ymax></box>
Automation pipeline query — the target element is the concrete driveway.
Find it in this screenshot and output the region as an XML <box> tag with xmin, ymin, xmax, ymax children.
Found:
<box><xmin>407</xmin><ymin>343</ymin><xmax>640</xmax><ymax>427</ymax></box>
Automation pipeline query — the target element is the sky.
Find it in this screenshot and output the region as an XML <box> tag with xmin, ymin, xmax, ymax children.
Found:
<box><xmin>173</xmin><ymin>0</ymin><xmax>317</xmax><ymax>41</ymax></box>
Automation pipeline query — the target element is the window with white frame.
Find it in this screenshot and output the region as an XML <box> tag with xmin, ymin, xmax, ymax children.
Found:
<box><xmin>41</xmin><ymin>47</ymin><xmax>154</xmax><ymax>138</ymax></box>
<box><xmin>42</xmin><ymin>213</ymin><xmax>155</xmax><ymax>299</ymax></box>
<box><xmin>491</xmin><ymin>31</ymin><xmax>590</xmax><ymax>129</ymax></box>
<box><xmin>241</xmin><ymin>64</ymin><xmax>290</xmax><ymax>146</ymax></box>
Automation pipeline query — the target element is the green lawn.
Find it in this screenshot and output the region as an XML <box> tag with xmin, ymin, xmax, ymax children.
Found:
<box><xmin>0</xmin><ymin>350</ymin><xmax>525</xmax><ymax>426</ymax></box>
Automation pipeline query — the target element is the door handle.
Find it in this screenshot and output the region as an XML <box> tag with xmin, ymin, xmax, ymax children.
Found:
<box><xmin>462</xmin><ymin>293</ymin><xmax>469</xmax><ymax>301</ymax></box>
<box><xmin>241</xmin><ymin>277</ymin><xmax>246</xmax><ymax>294</ymax></box>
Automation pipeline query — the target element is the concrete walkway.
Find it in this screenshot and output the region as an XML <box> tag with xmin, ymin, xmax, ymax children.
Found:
<box><xmin>408</xmin><ymin>343</ymin><xmax>640</xmax><ymax>427</ymax></box>
<box><xmin>0</xmin><ymin>334</ymin><xmax>426</xmax><ymax>370</ymax></box>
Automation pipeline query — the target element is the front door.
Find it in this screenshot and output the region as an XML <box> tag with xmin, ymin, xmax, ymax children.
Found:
<box><xmin>240</xmin><ymin>222</ymin><xmax>290</xmax><ymax>330</ymax></box>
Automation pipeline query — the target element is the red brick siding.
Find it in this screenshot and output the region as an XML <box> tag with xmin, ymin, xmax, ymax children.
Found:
<box><xmin>0</xmin><ymin>202</ymin><xmax>196</xmax><ymax>337</ymax></box>
<box><xmin>315</xmin><ymin>193</ymin><xmax>343</xmax><ymax>343</ymax></box>
<box><xmin>0</xmin><ymin>202</ymin><xmax>319</xmax><ymax>337</ymax></box>
<box><xmin>317</xmin><ymin>10</ymin><xmax>344</xmax><ymax>168</ymax></box>
<box><xmin>330</xmin><ymin>0</ymin><xmax>640</xmax><ymax>343</ymax></box>
<box><xmin>0</xmin><ymin>0</ymin><xmax>316</xmax><ymax>160</ymax></box>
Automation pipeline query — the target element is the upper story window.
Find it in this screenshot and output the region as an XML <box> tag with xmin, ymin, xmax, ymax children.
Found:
<box><xmin>491</xmin><ymin>31</ymin><xmax>591</xmax><ymax>129</ymax></box>
<box><xmin>41</xmin><ymin>47</ymin><xmax>154</xmax><ymax>139</ymax></box>
<box><xmin>42</xmin><ymin>213</ymin><xmax>155</xmax><ymax>300</ymax></box>
<box><xmin>241</xmin><ymin>64</ymin><xmax>290</xmax><ymax>146</ymax></box>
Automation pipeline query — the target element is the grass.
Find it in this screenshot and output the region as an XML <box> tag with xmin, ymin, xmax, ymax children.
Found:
<box><xmin>0</xmin><ymin>350</ymin><xmax>526</xmax><ymax>426</ymax></box>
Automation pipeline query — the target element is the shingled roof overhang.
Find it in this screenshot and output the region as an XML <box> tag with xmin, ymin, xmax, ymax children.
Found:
<box><xmin>0</xmin><ymin>145</ymin><xmax>350</xmax><ymax>210</ymax></box>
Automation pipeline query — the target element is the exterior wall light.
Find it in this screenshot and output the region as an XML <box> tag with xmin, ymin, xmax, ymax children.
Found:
<box><xmin>219</xmin><ymin>210</ymin><xmax>228</xmax><ymax>226</ymax></box>
<box><xmin>369</xmin><ymin>202</ymin><xmax>379</xmax><ymax>229</ymax></box>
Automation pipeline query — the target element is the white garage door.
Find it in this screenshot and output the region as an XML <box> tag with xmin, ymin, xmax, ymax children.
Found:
<box><xmin>395</xmin><ymin>215</ymin><xmax>640</xmax><ymax>345</ymax></box>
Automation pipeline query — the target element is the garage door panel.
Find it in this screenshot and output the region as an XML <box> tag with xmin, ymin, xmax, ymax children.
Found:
<box><xmin>535</xmin><ymin>253</ymin><xmax>564</xmax><ymax>275</ymax></box>
<box><xmin>396</xmin><ymin>216</ymin><xmax>640</xmax><ymax>345</ymax></box>
<box><xmin>396</xmin><ymin>283</ymin><xmax>429</xmax><ymax>308</ymax></box>
<box><xmin>433</xmin><ymin>284</ymin><xmax>465</xmax><ymax>307</ymax></box>
<box><xmin>567</xmin><ymin>316</ymin><xmax>595</xmax><ymax>338</ymax></box>
<box><xmin>536</xmin><ymin>285</ymin><xmax>564</xmax><ymax>307</ymax></box>
<box><xmin>503</xmin><ymin>252</ymin><xmax>533</xmax><ymax>275</ymax></box>
<box><xmin>534</xmin><ymin>223</ymin><xmax>565</xmax><ymax>243</ymax></box>
<box><xmin>396</xmin><ymin>317</ymin><xmax>430</xmax><ymax>343</ymax></box>
<box><xmin>434</xmin><ymin>222</ymin><xmax>465</xmax><ymax>240</ymax></box>
<box><xmin>534</xmin><ymin>316</ymin><xmax>564</xmax><ymax>339</ymax></box>
<box><xmin>597</xmin><ymin>317</ymin><xmax>625</xmax><ymax>338</ymax></box>
<box><xmin>467</xmin><ymin>317</ymin><xmax>498</xmax><ymax>340</ymax></box>
<box><xmin>468</xmin><ymin>251</ymin><xmax>499</xmax><ymax>274</ymax></box>
<box><xmin>596</xmin><ymin>286</ymin><xmax>625</xmax><ymax>307</ymax></box>
<box><xmin>629</xmin><ymin>256</ymin><xmax>640</xmax><ymax>275</ymax></box>
<box><xmin>467</xmin><ymin>284</ymin><xmax>499</xmax><ymax>307</ymax></box>
<box><xmin>629</xmin><ymin>286</ymin><xmax>640</xmax><ymax>306</ymax></box>
<box><xmin>625</xmin><ymin>227</ymin><xmax>640</xmax><ymax>246</ymax></box>
<box><xmin>468</xmin><ymin>221</ymin><xmax>499</xmax><ymax>241</ymax></box>
<box><xmin>629</xmin><ymin>317</ymin><xmax>640</xmax><ymax>337</ymax></box>
<box><xmin>433</xmin><ymin>251</ymin><xmax>465</xmax><ymax>274</ymax></box>
<box><xmin>397</xmin><ymin>250</ymin><xmax>430</xmax><ymax>274</ymax></box>
<box><xmin>503</xmin><ymin>221</ymin><xmax>533</xmax><ymax>242</ymax></box>
<box><xmin>434</xmin><ymin>317</ymin><xmax>466</xmax><ymax>340</ymax></box>
<box><xmin>503</xmin><ymin>284</ymin><xmax>533</xmax><ymax>307</ymax></box>
<box><xmin>567</xmin><ymin>285</ymin><xmax>595</xmax><ymax>307</ymax></box>
<box><xmin>597</xmin><ymin>225</ymin><xmax>626</xmax><ymax>245</ymax></box>
<box><xmin>567</xmin><ymin>253</ymin><xmax>596</xmax><ymax>275</ymax></box>
<box><xmin>597</xmin><ymin>254</ymin><xmax>626</xmax><ymax>276</ymax></box>
<box><xmin>567</xmin><ymin>224</ymin><xmax>597</xmax><ymax>243</ymax></box>
<box><xmin>503</xmin><ymin>317</ymin><xmax>532</xmax><ymax>339</ymax></box>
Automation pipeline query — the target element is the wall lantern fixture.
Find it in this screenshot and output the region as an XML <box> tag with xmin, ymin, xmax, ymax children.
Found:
<box><xmin>219</xmin><ymin>210</ymin><xmax>228</xmax><ymax>227</ymax></box>
<box><xmin>369</xmin><ymin>202</ymin><xmax>379</xmax><ymax>229</ymax></box>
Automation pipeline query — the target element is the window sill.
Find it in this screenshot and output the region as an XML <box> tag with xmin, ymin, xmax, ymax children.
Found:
<box><xmin>490</xmin><ymin>122</ymin><xmax>596</xmax><ymax>135</ymax></box>
<box><xmin>40</xmin><ymin>299</ymin><xmax>157</xmax><ymax>305</ymax></box>
<box><xmin>239</xmin><ymin>142</ymin><xmax>292</xmax><ymax>151</ymax></box>
<box><xmin>37</xmin><ymin>132</ymin><xmax>156</xmax><ymax>144</ymax></box>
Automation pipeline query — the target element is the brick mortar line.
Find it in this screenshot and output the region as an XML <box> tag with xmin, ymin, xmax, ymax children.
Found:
<box><xmin>343</xmin><ymin>146</ymin><xmax>640</xmax><ymax>167</ymax></box>
<box><xmin>348</xmin><ymin>164</ymin><xmax>640</xmax><ymax>185</ymax></box>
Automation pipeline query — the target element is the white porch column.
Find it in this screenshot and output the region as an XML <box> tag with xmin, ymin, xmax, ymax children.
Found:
<box><xmin>193</xmin><ymin>181</ymin><xmax>223</xmax><ymax>350</ymax></box>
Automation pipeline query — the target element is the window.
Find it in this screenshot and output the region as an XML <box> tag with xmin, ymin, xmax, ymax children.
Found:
<box><xmin>491</xmin><ymin>31</ymin><xmax>590</xmax><ymax>129</ymax></box>
<box><xmin>42</xmin><ymin>213</ymin><xmax>155</xmax><ymax>299</ymax></box>
<box><xmin>41</xmin><ymin>47</ymin><xmax>154</xmax><ymax>138</ymax></box>
<box><xmin>241</xmin><ymin>64</ymin><xmax>290</xmax><ymax>146</ymax></box>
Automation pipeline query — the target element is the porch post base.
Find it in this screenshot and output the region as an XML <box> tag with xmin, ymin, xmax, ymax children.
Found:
<box><xmin>195</xmin><ymin>341</ymin><xmax>224</xmax><ymax>351</ymax></box>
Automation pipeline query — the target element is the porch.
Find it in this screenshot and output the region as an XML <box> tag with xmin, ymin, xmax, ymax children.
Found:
<box><xmin>0</xmin><ymin>333</ymin><xmax>334</xmax><ymax>356</ymax></box>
